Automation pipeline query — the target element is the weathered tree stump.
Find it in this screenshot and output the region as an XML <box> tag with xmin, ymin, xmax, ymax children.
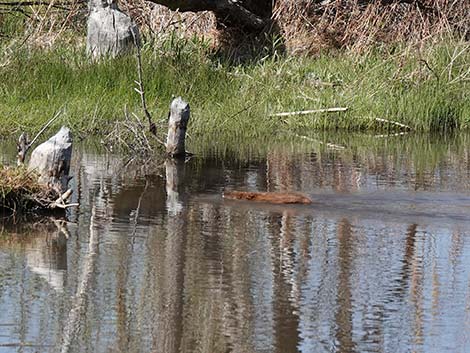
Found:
<box><xmin>28</xmin><ymin>126</ymin><xmax>72</xmax><ymax>194</ymax></box>
<box><xmin>166</xmin><ymin>97</ymin><xmax>190</xmax><ymax>158</ymax></box>
<box><xmin>86</xmin><ymin>0</ymin><xmax>139</xmax><ymax>59</ymax></box>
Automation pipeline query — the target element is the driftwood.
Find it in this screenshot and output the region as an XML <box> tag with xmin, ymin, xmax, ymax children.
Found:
<box><xmin>223</xmin><ymin>191</ymin><xmax>312</xmax><ymax>204</ymax></box>
<box><xmin>270</xmin><ymin>107</ymin><xmax>348</xmax><ymax>117</ymax></box>
<box><xmin>50</xmin><ymin>189</ymin><xmax>79</xmax><ymax>209</ymax></box>
<box><xmin>166</xmin><ymin>97</ymin><xmax>190</xmax><ymax>157</ymax></box>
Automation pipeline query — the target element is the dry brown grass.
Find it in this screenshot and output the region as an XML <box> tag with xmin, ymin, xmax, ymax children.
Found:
<box><xmin>120</xmin><ymin>0</ymin><xmax>217</xmax><ymax>41</ymax></box>
<box><xmin>2</xmin><ymin>0</ymin><xmax>469</xmax><ymax>54</ymax></box>
<box><xmin>119</xmin><ymin>0</ymin><xmax>469</xmax><ymax>57</ymax></box>
<box><xmin>0</xmin><ymin>166</ymin><xmax>59</xmax><ymax>213</ymax></box>
<box><xmin>273</xmin><ymin>0</ymin><xmax>470</xmax><ymax>54</ymax></box>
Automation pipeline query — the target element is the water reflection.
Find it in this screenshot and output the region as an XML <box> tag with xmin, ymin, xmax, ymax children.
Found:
<box><xmin>0</xmin><ymin>134</ymin><xmax>470</xmax><ymax>352</ymax></box>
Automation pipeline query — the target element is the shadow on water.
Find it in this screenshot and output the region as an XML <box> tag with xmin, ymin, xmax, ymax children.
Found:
<box><xmin>0</xmin><ymin>133</ymin><xmax>470</xmax><ymax>353</ymax></box>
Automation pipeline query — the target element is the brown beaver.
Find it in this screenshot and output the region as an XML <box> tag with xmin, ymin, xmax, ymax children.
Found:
<box><xmin>223</xmin><ymin>191</ymin><xmax>312</xmax><ymax>204</ymax></box>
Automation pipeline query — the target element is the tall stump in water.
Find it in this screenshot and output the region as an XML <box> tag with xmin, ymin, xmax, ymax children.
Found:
<box><xmin>28</xmin><ymin>126</ymin><xmax>72</xmax><ymax>194</ymax></box>
<box><xmin>166</xmin><ymin>97</ymin><xmax>190</xmax><ymax>158</ymax></box>
<box><xmin>86</xmin><ymin>0</ymin><xmax>139</xmax><ymax>58</ymax></box>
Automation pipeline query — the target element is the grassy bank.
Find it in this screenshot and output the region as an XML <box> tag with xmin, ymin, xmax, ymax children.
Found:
<box><xmin>0</xmin><ymin>37</ymin><xmax>468</xmax><ymax>145</ymax></box>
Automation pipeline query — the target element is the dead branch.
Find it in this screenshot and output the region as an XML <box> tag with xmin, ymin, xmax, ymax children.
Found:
<box><xmin>270</xmin><ymin>107</ymin><xmax>348</xmax><ymax>117</ymax></box>
<box><xmin>373</xmin><ymin>117</ymin><xmax>412</xmax><ymax>130</ymax></box>
<box><xmin>49</xmin><ymin>188</ymin><xmax>78</xmax><ymax>209</ymax></box>
<box><xmin>131</xmin><ymin>31</ymin><xmax>157</xmax><ymax>136</ymax></box>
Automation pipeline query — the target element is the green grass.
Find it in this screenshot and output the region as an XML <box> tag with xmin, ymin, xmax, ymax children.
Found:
<box><xmin>0</xmin><ymin>36</ymin><xmax>468</xmax><ymax>147</ymax></box>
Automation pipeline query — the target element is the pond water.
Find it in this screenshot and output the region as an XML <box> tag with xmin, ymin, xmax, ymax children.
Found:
<box><xmin>1</xmin><ymin>133</ymin><xmax>470</xmax><ymax>353</ymax></box>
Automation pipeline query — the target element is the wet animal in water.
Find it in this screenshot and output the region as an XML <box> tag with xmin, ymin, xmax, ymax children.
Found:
<box><xmin>223</xmin><ymin>191</ymin><xmax>312</xmax><ymax>204</ymax></box>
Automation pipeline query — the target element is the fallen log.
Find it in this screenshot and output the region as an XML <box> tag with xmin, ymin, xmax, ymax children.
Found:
<box><xmin>223</xmin><ymin>191</ymin><xmax>312</xmax><ymax>204</ymax></box>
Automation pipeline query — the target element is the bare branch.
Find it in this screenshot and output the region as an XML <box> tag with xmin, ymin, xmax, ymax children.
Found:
<box><xmin>17</xmin><ymin>109</ymin><xmax>62</xmax><ymax>165</ymax></box>
<box><xmin>131</xmin><ymin>31</ymin><xmax>157</xmax><ymax>136</ymax></box>
<box><xmin>270</xmin><ymin>107</ymin><xmax>348</xmax><ymax>117</ymax></box>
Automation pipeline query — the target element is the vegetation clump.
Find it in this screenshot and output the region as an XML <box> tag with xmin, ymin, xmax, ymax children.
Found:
<box><xmin>0</xmin><ymin>165</ymin><xmax>60</xmax><ymax>214</ymax></box>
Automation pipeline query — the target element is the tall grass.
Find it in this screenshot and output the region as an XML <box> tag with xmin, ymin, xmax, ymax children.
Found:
<box><xmin>0</xmin><ymin>36</ymin><xmax>468</xmax><ymax>145</ymax></box>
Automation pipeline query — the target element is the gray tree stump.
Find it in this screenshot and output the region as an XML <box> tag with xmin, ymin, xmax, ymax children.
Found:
<box><xmin>86</xmin><ymin>0</ymin><xmax>139</xmax><ymax>59</ymax></box>
<box><xmin>28</xmin><ymin>126</ymin><xmax>72</xmax><ymax>193</ymax></box>
<box><xmin>166</xmin><ymin>97</ymin><xmax>190</xmax><ymax>157</ymax></box>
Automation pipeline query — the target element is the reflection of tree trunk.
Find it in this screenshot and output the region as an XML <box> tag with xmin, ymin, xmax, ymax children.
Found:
<box><xmin>335</xmin><ymin>218</ymin><xmax>356</xmax><ymax>353</ymax></box>
<box><xmin>266</xmin><ymin>152</ymin><xmax>300</xmax><ymax>192</ymax></box>
<box><xmin>393</xmin><ymin>224</ymin><xmax>418</xmax><ymax>298</ymax></box>
<box><xmin>116</xmin><ymin>224</ymin><xmax>133</xmax><ymax>352</ymax></box>
<box><xmin>180</xmin><ymin>204</ymin><xmax>225</xmax><ymax>353</ymax></box>
<box><xmin>397</xmin><ymin>224</ymin><xmax>424</xmax><ymax>345</ymax></box>
<box><xmin>271</xmin><ymin>212</ymin><xmax>300</xmax><ymax>353</ymax></box>
<box><xmin>154</xmin><ymin>216</ymin><xmax>185</xmax><ymax>353</ymax></box>
<box><xmin>218</xmin><ymin>208</ymin><xmax>256</xmax><ymax>352</ymax></box>
<box><xmin>61</xmin><ymin>207</ymin><xmax>99</xmax><ymax>353</ymax></box>
<box><xmin>153</xmin><ymin>160</ymin><xmax>187</xmax><ymax>353</ymax></box>
<box><xmin>409</xmin><ymin>226</ymin><xmax>424</xmax><ymax>346</ymax></box>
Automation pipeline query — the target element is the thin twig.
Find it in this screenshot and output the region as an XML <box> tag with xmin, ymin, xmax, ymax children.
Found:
<box><xmin>419</xmin><ymin>59</ymin><xmax>440</xmax><ymax>83</ymax></box>
<box><xmin>16</xmin><ymin>109</ymin><xmax>62</xmax><ymax>164</ymax></box>
<box><xmin>27</xmin><ymin>109</ymin><xmax>63</xmax><ymax>149</ymax></box>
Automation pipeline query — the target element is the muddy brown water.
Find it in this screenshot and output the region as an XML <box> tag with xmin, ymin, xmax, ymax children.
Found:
<box><xmin>1</xmin><ymin>134</ymin><xmax>470</xmax><ymax>353</ymax></box>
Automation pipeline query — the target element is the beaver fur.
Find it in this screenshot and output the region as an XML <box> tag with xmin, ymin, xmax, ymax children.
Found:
<box><xmin>223</xmin><ymin>191</ymin><xmax>312</xmax><ymax>204</ymax></box>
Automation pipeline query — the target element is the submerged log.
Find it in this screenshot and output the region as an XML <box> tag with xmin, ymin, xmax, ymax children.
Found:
<box><xmin>223</xmin><ymin>191</ymin><xmax>312</xmax><ymax>204</ymax></box>
<box><xmin>166</xmin><ymin>97</ymin><xmax>190</xmax><ymax>158</ymax></box>
<box><xmin>28</xmin><ymin>126</ymin><xmax>72</xmax><ymax>194</ymax></box>
<box><xmin>86</xmin><ymin>0</ymin><xmax>139</xmax><ymax>58</ymax></box>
